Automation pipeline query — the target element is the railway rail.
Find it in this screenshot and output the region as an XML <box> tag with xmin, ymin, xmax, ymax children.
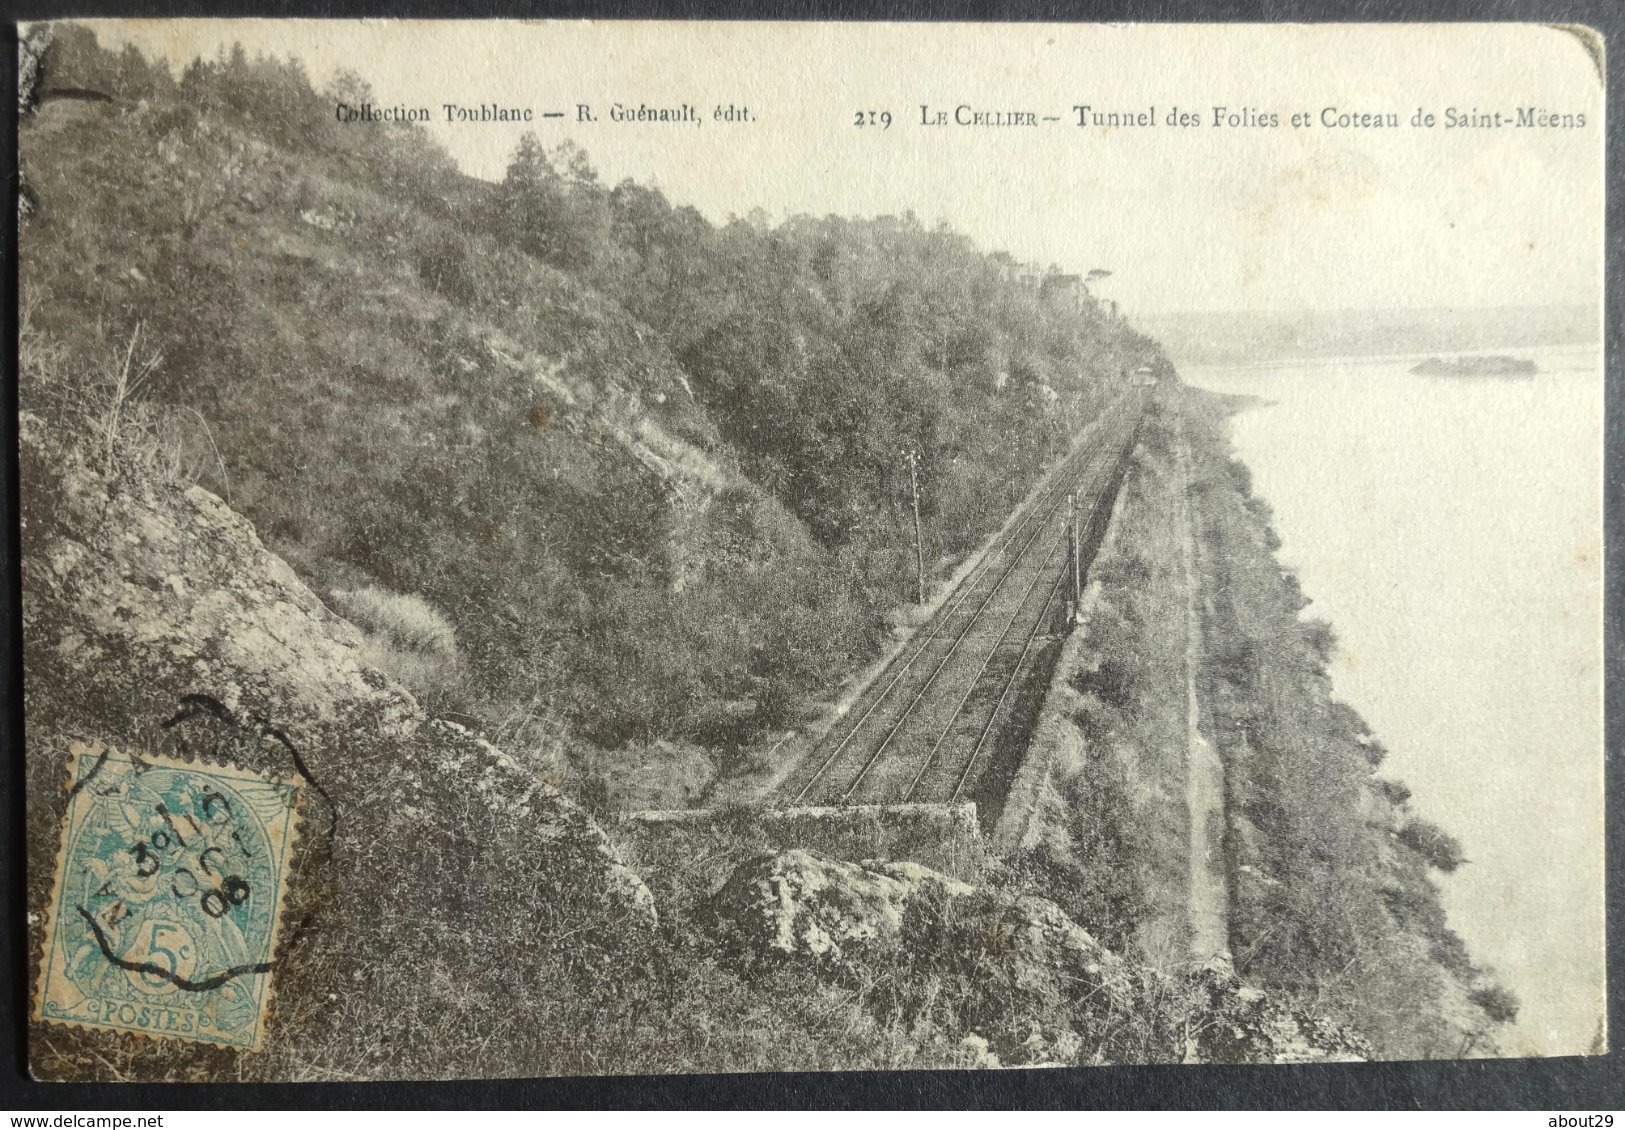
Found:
<box><xmin>776</xmin><ymin>392</ymin><xmax>1145</xmax><ymax>811</ymax></box>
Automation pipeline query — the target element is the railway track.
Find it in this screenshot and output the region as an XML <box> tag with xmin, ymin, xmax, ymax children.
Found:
<box><xmin>776</xmin><ymin>392</ymin><xmax>1145</xmax><ymax>810</ymax></box>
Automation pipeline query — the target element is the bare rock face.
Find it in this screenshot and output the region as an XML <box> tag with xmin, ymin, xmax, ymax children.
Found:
<box><xmin>1184</xmin><ymin>957</ymin><xmax>1371</xmax><ymax>1065</ymax></box>
<box><xmin>709</xmin><ymin>849</ymin><xmax>1368</xmax><ymax>1067</ymax></box>
<box><xmin>709</xmin><ymin>849</ymin><xmax>977</xmax><ymax>964</ymax></box>
<box><xmin>709</xmin><ymin>849</ymin><xmax>1139</xmax><ymax>1064</ymax></box>
<box><xmin>21</xmin><ymin>413</ymin><xmax>654</xmax><ymax>1081</ymax></box>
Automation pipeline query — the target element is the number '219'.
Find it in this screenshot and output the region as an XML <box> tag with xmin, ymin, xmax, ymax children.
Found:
<box><xmin>854</xmin><ymin>110</ymin><xmax>892</xmax><ymax>128</ymax></box>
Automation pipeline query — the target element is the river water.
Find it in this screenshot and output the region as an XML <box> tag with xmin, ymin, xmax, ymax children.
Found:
<box><xmin>1184</xmin><ymin>346</ymin><xmax>1604</xmax><ymax>1057</ymax></box>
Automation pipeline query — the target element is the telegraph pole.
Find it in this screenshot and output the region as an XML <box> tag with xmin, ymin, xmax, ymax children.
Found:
<box><xmin>907</xmin><ymin>448</ymin><xmax>925</xmax><ymax>605</ymax></box>
<box><xmin>1070</xmin><ymin>491</ymin><xmax>1081</xmax><ymax>613</ymax></box>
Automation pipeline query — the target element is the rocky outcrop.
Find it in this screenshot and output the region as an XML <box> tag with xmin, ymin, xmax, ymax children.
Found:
<box><xmin>1181</xmin><ymin>956</ymin><xmax>1372</xmax><ymax>1065</ymax></box>
<box><xmin>710</xmin><ymin>849</ymin><xmax>976</xmax><ymax>965</ymax></box>
<box><xmin>22</xmin><ymin>413</ymin><xmax>655</xmax><ymax>1080</ymax></box>
<box><xmin>709</xmin><ymin>849</ymin><xmax>1369</xmax><ymax>1067</ymax></box>
<box><xmin>478</xmin><ymin>323</ymin><xmax>727</xmax><ymax>592</ymax></box>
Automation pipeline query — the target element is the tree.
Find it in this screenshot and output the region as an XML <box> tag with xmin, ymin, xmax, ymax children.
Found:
<box><xmin>498</xmin><ymin>133</ymin><xmax>612</xmax><ymax>271</ymax></box>
<box><xmin>326</xmin><ymin>67</ymin><xmax>375</xmax><ymax>108</ymax></box>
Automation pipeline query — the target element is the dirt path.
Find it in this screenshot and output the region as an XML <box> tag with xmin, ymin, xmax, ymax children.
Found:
<box><xmin>1176</xmin><ymin>414</ymin><xmax>1231</xmax><ymax>962</ymax></box>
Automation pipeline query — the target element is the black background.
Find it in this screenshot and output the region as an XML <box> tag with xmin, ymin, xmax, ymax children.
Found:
<box><xmin>1</xmin><ymin>0</ymin><xmax>1620</xmax><ymax>1109</ymax></box>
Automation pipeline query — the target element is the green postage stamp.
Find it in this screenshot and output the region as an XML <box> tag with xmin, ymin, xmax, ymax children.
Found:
<box><xmin>34</xmin><ymin>743</ymin><xmax>301</xmax><ymax>1051</ymax></box>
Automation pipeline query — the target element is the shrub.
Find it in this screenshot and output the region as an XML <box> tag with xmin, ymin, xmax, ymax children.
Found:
<box><xmin>412</xmin><ymin>229</ymin><xmax>480</xmax><ymax>305</ymax></box>
<box><xmin>1396</xmin><ymin>818</ymin><xmax>1467</xmax><ymax>873</ymax></box>
<box><xmin>334</xmin><ymin>584</ymin><xmax>458</xmax><ymax>656</ymax></box>
<box><xmin>1375</xmin><ymin>778</ymin><xmax>1412</xmax><ymax>806</ymax></box>
<box><xmin>332</xmin><ymin>584</ymin><xmax>462</xmax><ymax>705</ymax></box>
<box><xmin>1074</xmin><ymin>655</ymin><xmax>1138</xmax><ymax>710</ymax></box>
<box><xmin>1300</xmin><ymin>618</ymin><xmax>1338</xmax><ymax>668</ymax></box>
<box><xmin>22</xmin><ymin>27</ymin><xmax>1170</xmax><ymax>804</ymax></box>
<box><xmin>1186</xmin><ymin>390</ymin><xmax>1488</xmax><ymax>1058</ymax></box>
<box><xmin>1470</xmin><ymin>983</ymin><xmax>1521</xmax><ymax>1025</ymax></box>
<box><xmin>21</xmin><ymin>313</ymin><xmax>226</xmax><ymax>492</ymax></box>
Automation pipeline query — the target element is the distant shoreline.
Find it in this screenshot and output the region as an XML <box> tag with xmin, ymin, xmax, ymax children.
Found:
<box><xmin>1170</xmin><ymin>342</ymin><xmax>1597</xmax><ymax>374</ymax></box>
<box><xmin>1411</xmin><ymin>355</ymin><xmax>1538</xmax><ymax>378</ymax></box>
<box><xmin>1135</xmin><ymin>304</ymin><xmax>1599</xmax><ymax>368</ymax></box>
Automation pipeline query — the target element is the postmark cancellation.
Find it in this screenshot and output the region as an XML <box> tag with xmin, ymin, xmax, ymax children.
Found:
<box><xmin>34</xmin><ymin>743</ymin><xmax>301</xmax><ymax>1052</ymax></box>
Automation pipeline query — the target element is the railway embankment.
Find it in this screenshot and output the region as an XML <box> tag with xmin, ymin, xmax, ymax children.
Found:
<box><xmin>1179</xmin><ymin>384</ymin><xmax>1515</xmax><ymax>1059</ymax></box>
<box><xmin>989</xmin><ymin>443</ymin><xmax>1133</xmax><ymax>857</ymax></box>
<box><xmin>996</xmin><ymin>391</ymin><xmax>1198</xmax><ymax>965</ymax></box>
<box><xmin>1003</xmin><ymin>381</ymin><xmax>1519</xmax><ymax>1061</ymax></box>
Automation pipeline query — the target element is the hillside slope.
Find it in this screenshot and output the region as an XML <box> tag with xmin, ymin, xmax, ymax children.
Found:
<box><xmin>21</xmin><ymin>410</ymin><xmax>657</xmax><ymax>1080</ymax></box>
<box><xmin>22</xmin><ymin>407</ymin><xmax>1369</xmax><ymax>1077</ymax></box>
<box><xmin>22</xmin><ymin>28</ymin><xmax>1165</xmax><ymax>800</ymax></box>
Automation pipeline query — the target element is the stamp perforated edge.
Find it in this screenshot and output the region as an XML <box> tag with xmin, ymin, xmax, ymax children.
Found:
<box><xmin>31</xmin><ymin>740</ymin><xmax>304</xmax><ymax>1055</ymax></box>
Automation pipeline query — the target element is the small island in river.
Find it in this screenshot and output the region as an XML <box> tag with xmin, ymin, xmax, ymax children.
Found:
<box><xmin>1411</xmin><ymin>355</ymin><xmax>1538</xmax><ymax>378</ymax></box>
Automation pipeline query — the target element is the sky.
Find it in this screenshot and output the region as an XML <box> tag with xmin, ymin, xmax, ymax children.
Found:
<box><xmin>81</xmin><ymin>20</ymin><xmax>1605</xmax><ymax>317</ymax></box>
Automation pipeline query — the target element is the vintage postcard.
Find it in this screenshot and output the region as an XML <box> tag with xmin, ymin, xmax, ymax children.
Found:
<box><xmin>18</xmin><ymin>19</ymin><xmax>1604</xmax><ymax>1081</ymax></box>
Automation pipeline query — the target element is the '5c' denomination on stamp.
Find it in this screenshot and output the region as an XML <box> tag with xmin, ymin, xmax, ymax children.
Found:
<box><xmin>34</xmin><ymin>743</ymin><xmax>301</xmax><ymax>1051</ymax></box>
